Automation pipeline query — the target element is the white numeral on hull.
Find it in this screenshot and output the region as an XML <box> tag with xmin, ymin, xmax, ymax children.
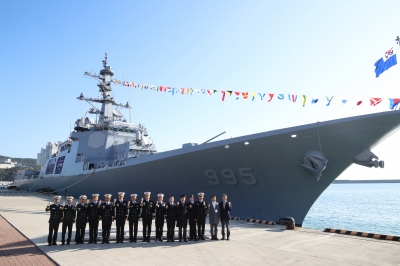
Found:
<box><xmin>205</xmin><ymin>168</ymin><xmax>257</xmax><ymax>186</ymax></box>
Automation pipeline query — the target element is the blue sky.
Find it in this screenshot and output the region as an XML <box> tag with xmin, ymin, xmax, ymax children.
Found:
<box><xmin>1</xmin><ymin>1</ymin><xmax>400</xmax><ymax>179</ymax></box>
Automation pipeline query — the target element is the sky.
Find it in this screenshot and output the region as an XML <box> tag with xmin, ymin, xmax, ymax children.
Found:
<box><xmin>1</xmin><ymin>1</ymin><xmax>400</xmax><ymax>179</ymax></box>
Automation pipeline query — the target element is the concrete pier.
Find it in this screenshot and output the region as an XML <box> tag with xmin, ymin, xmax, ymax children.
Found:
<box><xmin>0</xmin><ymin>191</ymin><xmax>399</xmax><ymax>266</ymax></box>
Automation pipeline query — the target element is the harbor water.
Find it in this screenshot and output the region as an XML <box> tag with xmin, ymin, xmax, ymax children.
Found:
<box><xmin>303</xmin><ymin>183</ymin><xmax>400</xmax><ymax>236</ymax></box>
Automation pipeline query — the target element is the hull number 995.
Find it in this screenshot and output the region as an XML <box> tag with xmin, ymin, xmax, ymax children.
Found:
<box><xmin>204</xmin><ymin>168</ymin><xmax>257</xmax><ymax>186</ymax></box>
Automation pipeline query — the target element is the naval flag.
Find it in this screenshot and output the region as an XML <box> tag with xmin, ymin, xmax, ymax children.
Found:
<box><xmin>374</xmin><ymin>39</ymin><xmax>399</xmax><ymax>77</ymax></box>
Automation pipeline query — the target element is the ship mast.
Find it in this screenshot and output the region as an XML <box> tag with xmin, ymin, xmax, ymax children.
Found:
<box><xmin>79</xmin><ymin>52</ymin><xmax>131</xmax><ymax>127</ymax></box>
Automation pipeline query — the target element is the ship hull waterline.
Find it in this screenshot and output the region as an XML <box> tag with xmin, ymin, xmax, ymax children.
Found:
<box><xmin>15</xmin><ymin>110</ymin><xmax>400</xmax><ymax>226</ymax></box>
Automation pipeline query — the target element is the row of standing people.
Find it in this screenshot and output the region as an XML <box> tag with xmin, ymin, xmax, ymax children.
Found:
<box><xmin>45</xmin><ymin>191</ymin><xmax>232</xmax><ymax>246</ymax></box>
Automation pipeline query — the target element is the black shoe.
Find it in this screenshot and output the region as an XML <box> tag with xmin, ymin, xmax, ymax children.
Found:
<box><xmin>94</xmin><ymin>240</ymin><xmax>97</xmax><ymax>244</ymax></box>
<box><xmin>61</xmin><ymin>242</ymin><xmax>65</xmax><ymax>246</ymax></box>
<box><xmin>171</xmin><ymin>239</ymin><xmax>175</xmax><ymax>242</ymax></box>
<box><xmin>48</xmin><ymin>243</ymin><xmax>51</xmax><ymax>246</ymax></box>
<box><xmin>167</xmin><ymin>239</ymin><xmax>171</xmax><ymax>242</ymax></box>
<box><xmin>184</xmin><ymin>239</ymin><xmax>187</xmax><ymax>242</ymax></box>
<box><xmin>226</xmin><ymin>237</ymin><xmax>230</xmax><ymax>241</ymax></box>
<box><xmin>101</xmin><ymin>241</ymin><xmax>105</xmax><ymax>244</ymax></box>
<box><xmin>121</xmin><ymin>240</ymin><xmax>124</xmax><ymax>243</ymax></box>
<box><xmin>147</xmin><ymin>239</ymin><xmax>151</xmax><ymax>242</ymax></box>
<box><xmin>67</xmin><ymin>242</ymin><xmax>70</xmax><ymax>245</ymax></box>
<box><xmin>88</xmin><ymin>241</ymin><xmax>93</xmax><ymax>244</ymax></box>
<box><xmin>130</xmin><ymin>239</ymin><xmax>134</xmax><ymax>243</ymax></box>
<box><xmin>76</xmin><ymin>242</ymin><xmax>79</xmax><ymax>245</ymax></box>
<box><xmin>106</xmin><ymin>239</ymin><xmax>110</xmax><ymax>244</ymax></box>
<box><xmin>179</xmin><ymin>239</ymin><xmax>182</xmax><ymax>242</ymax></box>
<box><xmin>189</xmin><ymin>237</ymin><xmax>193</xmax><ymax>241</ymax></box>
<box><xmin>159</xmin><ymin>238</ymin><xmax>163</xmax><ymax>242</ymax></box>
<box><xmin>52</xmin><ymin>242</ymin><xmax>57</xmax><ymax>245</ymax></box>
<box><xmin>221</xmin><ymin>236</ymin><xmax>225</xmax><ymax>240</ymax></box>
<box><xmin>215</xmin><ymin>237</ymin><xmax>219</xmax><ymax>241</ymax></box>
<box><xmin>194</xmin><ymin>237</ymin><xmax>198</xmax><ymax>241</ymax></box>
<box><xmin>155</xmin><ymin>239</ymin><xmax>158</xmax><ymax>242</ymax></box>
<box><xmin>80</xmin><ymin>241</ymin><xmax>84</xmax><ymax>244</ymax></box>
<box><xmin>133</xmin><ymin>239</ymin><xmax>137</xmax><ymax>243</ymax></box>
<box><xmin>115</xmin><ymin>241</ymin><xmax>119</xmax><ymax>244</ymax></box>
<box><xmin>142</xmin><ymin>239</ymin><xmax>147</xmax><ymax>242</ymax></box>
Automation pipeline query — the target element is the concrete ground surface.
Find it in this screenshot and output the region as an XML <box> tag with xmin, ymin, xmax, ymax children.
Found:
<box><xmin>0</xmin><ymin>191</ymin><xmax>399</xmax><ymax>266</ymax></box>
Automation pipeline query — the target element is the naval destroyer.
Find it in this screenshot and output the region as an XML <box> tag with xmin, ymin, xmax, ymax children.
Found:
<box><xmin>14</xmin><ymin>53</ymin><xmax>400</xmax><ymax>226</ymax></box>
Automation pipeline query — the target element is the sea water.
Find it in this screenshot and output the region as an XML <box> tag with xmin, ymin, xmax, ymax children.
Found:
<box><xmin>303</xmin><ymin>183</ymin><xmax>400</xmax><ymax>236</ymax></box>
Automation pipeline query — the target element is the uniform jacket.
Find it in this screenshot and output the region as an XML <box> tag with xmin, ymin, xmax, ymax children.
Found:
<box><xmin>166</xmin><ymin>202</ymin><xmax>177</xmax><ymax>223</ymax></box>
<box><xmin>195</xmin><ymin>200</ymin><xmax>208</xmax><ymax>220</ymax></box>
<box><xmin>45</xmin><ymin>203</ymin><xmax>63</xmax><ymax>223</ymax></box>
<box><xmin>155</xmin><ymin>201</ymin><xmax>166</xmax><ymax>221</ymax></box>
<box><xmin>88</xmin><ymin>201</ymin><xmax>101</xmax><ymax>220</ymax></box>
<box><xmin>188</xmin><ymin>201</ymin><xmax>198</xmax><ymax>221</ymax></box>
<box><xmin>76</xmin><ymin>203</ymin><xmax>89</xmax><ymax>222</ymax></box>
<box><xmin>141</xmin><ymin>200</ymin><xmax>155</xmax><ymax>220</ymax></box>
<box><xmin>219</xmin><ymin>201</ymin><xmax>232</xmax><ymax>221</ymax></box>
<box><xmin>63</xmin><ymin>204</ymin><xmax>77</xmax><ymax>223</ymax></box>
<box><xmin>127</xmin><ymin>201</ymin><xmax>142</xmax><ymax>220</ymax></box>
<box><xmin>176</xmin><ymin>202</ymin><xmax>189</xmax><ymax>228</ymax></box>
<box><xmin>100</xmin><ymin>202</ymin><xmax>115</xmax><ymax>221</ymax></box>
<box><xmin>115</xmin><ymin>200</ymin><xmax>128</xmax><ymax>219</ymax></box>
<box><xmin>208</xmin><ymin>202</ymin><xmax>220</xmax><ymax>224</ymax></box>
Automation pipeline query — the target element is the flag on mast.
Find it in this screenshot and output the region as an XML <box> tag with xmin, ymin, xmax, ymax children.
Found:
<box><xmin>374</xmin><ymin>37</ymin><xmax>399</xmax><ymax>78</ymax></box>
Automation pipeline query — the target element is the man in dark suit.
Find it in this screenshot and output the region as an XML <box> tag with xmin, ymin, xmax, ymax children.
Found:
<box><xmin>74</xmin><ymin>195</ymin><xmax>88</xmax><ymax>244</ymax></box>
<box><xmin>188</xmin><ymin>194</ymin><xmax>198</xmax><ymax>241</ymax></box>
<box><xmin>88</xmin><ymin>194</ymin><xmax>101</xmax><ymax>244</ymax></box>
<box><xmin>219</xmin><ymin>194</ymin><xmax>232</xmax><ymax>240</ymax></box>
<box><xmin>196</xmin><ymin>192</ymin><xmax>208</xmax><ymax>240</ymax></box>
<box><xmin>165</xmin><ymin>196</ymin><xmax>177</xmax><ymax>242</ymax></box>
<box><xmin>45</xmin><ymin>195</ymin><xmax>63</xmax><ymax>246</ymax></box>
<box><xmin>61</xmin><ymin>196</ymin><xmax>76</xmax><ymax>245</ymax></box>
<box><xmin>114</xmin><ymin>192</ymin><xmax>128</xmax><ymax>243</ymax></box>
<box><xmin>141</xmin><ymin>192</ymin><xmax>154</xmax><ymax>242</ymax></box>
<box><xmin>176</xmin><ymin>195</ymin><xmax>189</xmax><ymax>242</ymax></box>
<box><xmin>127</xmin><ymin>194</ymin><xmax>142</xmax><ymax>242</ymax></box>
<box><xmin>100</xmin><ymin>194</ymin><xmax>115</xmax><ymax>244</ymax></box>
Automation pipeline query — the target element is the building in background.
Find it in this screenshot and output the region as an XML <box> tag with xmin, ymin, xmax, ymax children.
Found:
<box><xmin>0</xmin><ymin>158</ymin><xmax>17</xmax><ymax>169</ymax></box>
<box><xmin>36</xmin><ymin>142</ymin><xmax>62</xmax><ymax>166</ymax></box>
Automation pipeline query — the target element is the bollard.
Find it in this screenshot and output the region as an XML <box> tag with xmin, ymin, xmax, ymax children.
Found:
<box><xmin>279</xmin><ymin>217</ymin><xmax>295</xmax><ymax>230</ymax></box>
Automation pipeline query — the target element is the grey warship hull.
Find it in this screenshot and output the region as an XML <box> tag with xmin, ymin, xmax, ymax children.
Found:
<box><xmin>15</xmin><ymin>110</ymin><xmax>400</xmax><ymax>226</ymax></box>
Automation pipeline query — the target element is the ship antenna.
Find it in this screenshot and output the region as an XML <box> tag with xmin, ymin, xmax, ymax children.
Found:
<box><xmin>396</xmin><ymin>36</ymin><xmax>400</xmax><ymax>45</ymax></box>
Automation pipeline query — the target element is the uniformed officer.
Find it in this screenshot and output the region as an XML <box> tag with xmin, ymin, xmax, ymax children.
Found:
<box><xmin>74</xmin><ymin>195</ymin><xmax>89</xmax><ymax>244</ymax></box>
<box><xmin>196</xmin><ymin>192</ymin><xmax>208</xmax><ymax>240</ymax></box>
<box><xmin>88</xmin><ymin>194</ymin><xmax>101</xmax><ymax>244</ymax></box>
<box><xmin>155</xmin><ymin>193</ymin><xmax>166</xmax><ymax>242</ymax></box>
<box><xmin>141</xmin><ymin>192</ymin><xmax>154</xmax><ymax>242</ymax></box>
<box><xmin>115</xmin><ymin>192</ymin><xmax>128</xmax><ymax>243</ymax></box>
<box><xmin>45</xmin><ymin>195</ymin><xmax>63</xmax><ymax>246</ymax></box>
<box><xmin>176</xmin><ymin>195</ymin><xmax>189</xmax><ymax>242</ymax></box>
<box><xmin>100</xmin><ymin>194</ymin><xmax>115</xmax><ymax>244</ymax></box>
<box><xmin>127</xmin><ymin>194</ymin><xmax>142</xmax><ymax>242</ymax></box>
<box><xmin>61</xmin><ymin>196</ymin><xmax>76</xmax><ymax>245</ymax></box>
<box><xmin>165</xmin><ymin>196</ymin><xmax>177</xmax><ymax>242</ymax></box>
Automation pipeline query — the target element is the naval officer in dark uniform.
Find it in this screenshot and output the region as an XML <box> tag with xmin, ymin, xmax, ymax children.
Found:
<box><xmin>127</xmin><ymin>194</ymin><xmax>142</xmax><ymax>242</ymax></box>
<box><xmin>165</xmin><ymin>196</ymin><xmax>177</xmax><ymax>242</ymax></box>
<box><xmin>115</xmin><ymin>192</ymin><xmax>128</xmax><ymax>243</ymax></box>
<box><xmin>141</xmin><ymin>192</ymin><xmax>154</xmax><ymax>242</ymax></box>
<box><xmin>155</xmin><ymin>193</ymin><xmax>166</xmax><ymax>242</ymax></box>
<box><xmin>88</xmin><ymin>194</ymin><xmax>101</xmax><ymax>244</ymax></box>
<box><xmin>74</xmin><ymin>195</ymin><xmax>88</xmax><ymax>244</ymax></box>
<box><xmin>188</xmin><ymin>194</ymin><xmax>198</xmax><ymax>241</ymax></box>
<box><xmin>45</xmin><ymin>195</ymin><xmax>63</xmax><ymax>246</ymax></box>
<box><xmin>61</xmin><ymin>196</ymin><xmax>76</xmax><ymax>245</ymax></box>
<box><xmin>100</xmin><ymin>194</ymin><xmax>115</xmax><ymax>244</ymax></box>
<box><xmin>196</xmin><ymin>192</ymin><xmax>208</xmax><ymax>240</ymax></box>
<box><xmin>176</xmin><ymin>195</ymin><xmax>189</xmax><ymax>242</ymax></box>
